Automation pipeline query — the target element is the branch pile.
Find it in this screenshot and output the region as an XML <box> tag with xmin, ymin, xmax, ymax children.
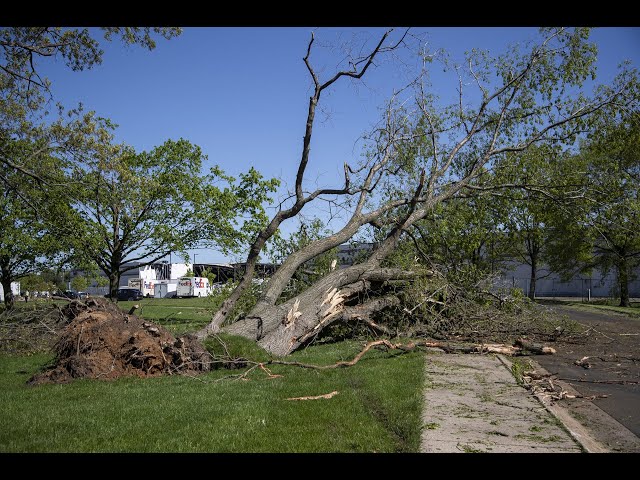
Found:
<box><xmin>0</xmin><ymin>303</ymin><xmax>69</xmax><ymax>354</ymax></box>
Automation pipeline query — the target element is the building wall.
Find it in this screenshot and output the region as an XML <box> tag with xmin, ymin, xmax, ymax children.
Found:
<box><xmin>498</xmin><ymin>262</ymin><xmax>640</xmax><ymax>298</ymax></box>
<box><xmin>119</xmin><ymin>263</ymin><xmax>190</xmax><ymax>287</ymax></box>
<box><xmin>0</xmin><ymin>282</ymin><xmax>21</xmax><ymax>302</ymax></box>
<box><xmin>337</xmin><ymin>243</ymin><xmax>374</xmax><ymax>267</ymax></box>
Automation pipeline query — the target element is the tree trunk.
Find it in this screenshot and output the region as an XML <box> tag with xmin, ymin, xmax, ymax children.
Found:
<box><xmin>196</xmin><ymin>270</ymin><xmax>256</xmax><ymax>339</ymax></box>
<box><xmin>109</xmin><ymin>271</ymin><xmax>120</xmax><ymax>300</ymax></box>
<box><xmin>528</xmin><ymin>252</ymin><xmax>537</xmax><ymax>301</ymax></box>
<box><xmin>618</xmin><ymin>258</ymin><xmax>630</xmax><ymax>308</ymax></box>
<box><xmin>224</xmin><ymin>264</ymin><xmax>417</xmax><ymax>356</ymax></box>
<box><xmin>1</xmin><ymin>265</ymin><xmax>14</xmax><ymax>310</ymax></box>
<box><xmin>221</xmin><ymin>190</ymin><xmax>434</xmax><ymax>355</ymax></box>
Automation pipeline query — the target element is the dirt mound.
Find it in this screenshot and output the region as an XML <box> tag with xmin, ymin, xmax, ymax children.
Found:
<box><xmin>28</xmin><ymin>298</ymin><xmax>212</xmax><ymax>385</ymax></box>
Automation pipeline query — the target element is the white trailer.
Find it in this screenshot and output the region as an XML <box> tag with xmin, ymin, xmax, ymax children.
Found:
<box><xmin>128</xmin><ymin>278</ymin><xmax>155</xmax><ymax>297</ymax></box>
<box><xmin>176</xmin><ymin>277</ymin><xmax>211</xmax><ymax>298</ymax></box>
<box><xmin>154</xmin><ymin>281</ymin><xmax>178</xmax><ymax>298</ymax></box>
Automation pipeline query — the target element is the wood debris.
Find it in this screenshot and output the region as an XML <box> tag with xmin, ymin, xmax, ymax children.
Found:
<box><xmin>574</xmin><ymin>356</ymin><xmax>592</xmax><ymax>369</ymax></box>
<box><xmin>285</xmin><ymin>390</ymin><xmax>339</xmax><ymax>401</ymax></box>
<box><xmin>283</xmin><ymin>298</ymin><xmax>302</xmax><ymax>329</ymax></box>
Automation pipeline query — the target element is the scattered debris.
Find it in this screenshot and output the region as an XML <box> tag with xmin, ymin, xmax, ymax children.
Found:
<box><xmin>574</xmin><ymin>356</ymin><xmax>592</xmax><ymax>369</ymax></box>
<box><xmin>518</xmin><ymin>366</ymin><xmax>609</xmax><ymax>402</ymax></box>
<box><xmin>286</xmin><ymin>390</ymin><xmax>339</xmax><ymax>401</ymax></box>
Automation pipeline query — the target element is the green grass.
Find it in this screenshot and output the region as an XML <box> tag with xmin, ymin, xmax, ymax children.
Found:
<box><xmin>5</xmin><ymin>297</ymin><xmax>217</xmax><ymax>336</ymax></box>
<box><xmin>565</xmin><ymin>302</ymin><xmax>640</xmax><ymax>318</ymax></box>
<box><xmin>133</xmin><ymin>300</ymin><xmax>214</xmax><ymax>335</ymax></box>
<box><xmin>537</xmin><ymin>298</ymin><xmax>640</xmax><ymax>318</ymax></box>
<box><xmin>510</xmin><ymin>358</ymin><xmax>532</xmax><ymax>386</ymax></box>
<box><xmin>0</xmin><ymin>338</ymin><xmax>425</xmax><ymax>452</ymax></box>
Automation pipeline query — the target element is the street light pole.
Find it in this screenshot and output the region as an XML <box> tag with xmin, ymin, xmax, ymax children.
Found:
<box><xmin>193</xmin><ymin>254</ymin><xmax>197</xmax><ymax>276</ymax></box>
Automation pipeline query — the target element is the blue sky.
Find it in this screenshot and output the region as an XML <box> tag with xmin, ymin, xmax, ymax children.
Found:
<box><xmin>38</xmin><ymin>27</ymin><xmax>640</xmax><ymax>264</ymax></box>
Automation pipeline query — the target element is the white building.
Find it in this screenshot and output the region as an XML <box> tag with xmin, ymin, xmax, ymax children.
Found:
<box><xmin>0</xmin><ymin>282</ymin><xmax>21</xmax><ymax>302</ymax></box>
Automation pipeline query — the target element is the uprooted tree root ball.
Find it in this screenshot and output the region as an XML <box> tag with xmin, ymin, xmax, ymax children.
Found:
<box><xmin>28</xmin><ymin>298</ymin><xmax>212</xmax><ymax>385</ymax></box>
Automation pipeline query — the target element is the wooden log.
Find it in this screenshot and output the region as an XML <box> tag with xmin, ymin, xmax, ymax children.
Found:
<box><xmin>515</xmin><ymin>338</ymin><xmax>556</xmax><ymax>354</ymax></box>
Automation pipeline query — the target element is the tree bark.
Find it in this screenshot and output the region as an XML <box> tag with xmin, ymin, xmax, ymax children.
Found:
<box><xmin>1</xmin><ymin>262</ymin><xmax>15</xmax><ymax>310</ymax></box>
<box><xmin>223</xmin><ymin>265</ymin><xmax>418</xmax><ymax>356</ymax></box>
<box><xmin>225</xmin><ymin>185</ymin><xmax>434</xmax><ymax>355</ymax></box>
<box><xmin>528</xmin><ymin>250</ymin><xmax>537</xmax><ymax>301</ymax></box>
<box><xmin>109</xmin><ymin>272</ymin><xmax>118</xmax><ymax>300</ymax></box>
<box><xmin>618</xmin><ymin>258</ymin><xmax>630</xmax><ymax>308</ymax></box>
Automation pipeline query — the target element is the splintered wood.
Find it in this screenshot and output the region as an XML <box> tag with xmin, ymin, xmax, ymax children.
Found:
<box><xmin>283</xmin><ymin>298</ymin><xmax>302</xmax><ymax>329</ymax></box>
<box><xmin>314</xmin><ymin>288</ymin><xmax>346</xmax><ymax>330</ymax></box>
<box><xmin>285</xmin><ymin>390</ymin><xmax>339</xmax><ymax>401</ymax></box>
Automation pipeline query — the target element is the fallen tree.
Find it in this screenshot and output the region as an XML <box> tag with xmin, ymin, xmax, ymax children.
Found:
<box><xmin>194</xmin><ymin>28</ymin><xmax>638</xmax><ymax>356</ymax></box>
<box><xmin>21</xmin><ymin>298</ymin><xmax>560</xmax><ymax>385</ymax></box>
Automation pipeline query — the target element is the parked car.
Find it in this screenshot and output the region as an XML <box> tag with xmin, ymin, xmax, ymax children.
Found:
<box><xmin>114</xmin><ymin>288</ymin><xmax>143</xmax><ymax>301</ymax></box>
<box><xmin>77</xmin><ymin>291</ymin><xmax>90</xmax><ymax>300</ymax></box>
<box><xmin>61</xmin><ymin>290</ymin><xmax>79</xmax><ymax>299</ymax></box>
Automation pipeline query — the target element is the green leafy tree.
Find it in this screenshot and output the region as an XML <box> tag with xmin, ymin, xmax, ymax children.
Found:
<box><xmin>0</xmin><ymin>28</ymin><xmax>184</xmax><ymax>306</ymax></box>
<box><xmin>198</xmin><ymin>28</ymin><xmax>639</xmax><ymax>355</ymax></box>
<box><xmin>492</xmin><ymin>145</ymin><xmax>582</xmax><ymax>300</ymax></box>
<box><xmin>0</xmin><ymin>27</ymin><xmax>180</xmax><ymax>99</ymax></box>
<box><xmin>401</xmin><ymin>196</ymin><xmax>507</xmax><ymax>277</ymax></box>
<box><xmin>0</xmin><ymin>27</ymin><xmax>181</xmax><ymax>197</ymax></box>
<box><xmin>547</xmin><ymin>112</ymin><xmax>640</xmax><ymax>306</ymax></box>
<box><xmin>200</xmin><ymin>267</ymin><xmax>217</xmax><ymax>285</ymax></box>
<box><xmin>0</xmin><ymin>152</ymin><xmax>66</xmax><ymax>308</ymax></box>
<box><xmin>70</xmin><ymin>275</ymin><xmax>90</xmax><ymax>292</ymax></box>
<box><xmin>63</xmin><ymin>138</ymin><xmax>278</xmax><ymax>298</ymax></box>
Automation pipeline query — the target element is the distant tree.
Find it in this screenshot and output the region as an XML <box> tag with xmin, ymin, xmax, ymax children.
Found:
<box><xmin>200</xmin><ymin>267</ymin><xmax>217</xmax><ymax>285</ymax></box>
<box><xmin>547</xmin><ymin>112</ymin><xmax>640</xmax><ymax>306</ymax></box>
<box><xmin>0</xmin><ymin>143</ymin><xmax>69</xmax><ymax>309</ymax></box>
<box><xmin>63</xmin><ymin>138</ymin><xmax>278</xmax><ymax>298</ymax></box>
<box><xmin>0</xmin><ymin>26</ymin><xmax>182</xmax><ymax>197</ymax></box>
<box><xmin>493</xmin><ymin>144</ymin><xmax>582</xmax><ymax>300</ymax></box>
<box><xmin>71</xmin><ymin>275</ymin><xmax>91</xmax><ymax>292</ymax></box>
<box><xmin>397</xmin><ymin>195</ymin><xmax>507</xmax><ymax>278</ymax></box>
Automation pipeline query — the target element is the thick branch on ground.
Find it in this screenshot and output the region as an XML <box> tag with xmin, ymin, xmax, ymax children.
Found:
<box><xmin>268</xmin><ymin>338</ymin><xmax>556</xmax><ymax>371</ymax></box>
<box><xmin>224</xmin><ymin>265</ymin><xmax>423</xmax><ymax>354</ymax></box>
<box><xmin>340</xmin><ymin>296</ymin><xmax>400</xmax><ymax>335</ymax></box>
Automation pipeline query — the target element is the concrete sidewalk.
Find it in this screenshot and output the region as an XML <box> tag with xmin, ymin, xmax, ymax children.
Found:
<box><xmin>420</xmin><ymin>353</ymin><xmax>583</xmax><ymax>453</ymax></box>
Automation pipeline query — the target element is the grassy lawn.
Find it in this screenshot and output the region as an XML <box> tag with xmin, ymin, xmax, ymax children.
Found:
<box><xmin>127</xmin><ymin>297</ymin><xmax>215</xmax><ymax>335</ymax></box>
<box><xmin>536</xmin><ymin>298</ymin><xmax>640</xmax><ymax>318</ymax></box>
<box><xmin>7</xmin><ymin>297</ymin><xmax>216</xmax><ymax>335</ymax></box>
<box><xmin>0</xmin><ymin>337</ymin><xmax>425</xmax><ymax>452</ymax></box>
<box><xmin>568</xmin><ymin>303</ymin><xmax>640</xmax><ymax>318</ymax></box>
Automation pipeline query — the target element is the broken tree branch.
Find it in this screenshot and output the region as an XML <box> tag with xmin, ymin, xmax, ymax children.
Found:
<box><xmin>285</xmin><ymin>391</ymin><xmax>339</xmax><ymax>401</ymax></box>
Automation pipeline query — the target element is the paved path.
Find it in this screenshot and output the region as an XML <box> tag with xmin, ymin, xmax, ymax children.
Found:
<box><xmin>535</xmin><ymin>305</ymin><xmax>640</xmax><ymax>438</ymax></box>
<box><xmin>420</xmin><ymin>353</ymin><xmax>582</xmax><ymax>453</ymax></box>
